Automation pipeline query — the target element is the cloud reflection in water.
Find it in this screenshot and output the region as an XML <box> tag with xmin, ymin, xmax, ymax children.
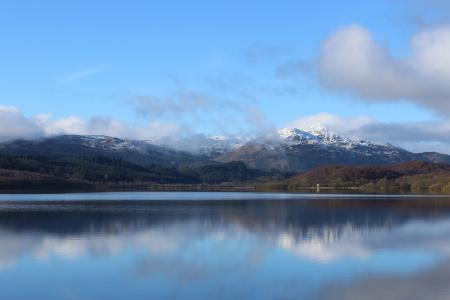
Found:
<box><xmin>0</xmin><ymin>198</ymin><xmax>449</xmax><ymax>299</ymax></box>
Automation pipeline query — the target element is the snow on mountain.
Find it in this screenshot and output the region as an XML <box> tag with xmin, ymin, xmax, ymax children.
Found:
<box><xmin>276</xmin><ymin>126</ymin><xmax>391</xmax><ymax>150</ymax></box>
<box><xmin>76</xmin><ymin>126</ymin><xmax>394</xmax><ymax>157</ymax></box>
<box><xmin>1</xmin><ymin>129</ymin><xmax>449</xmax><ymax>172</ymax></box>
<box><xmin>195</xmin><ymin>136</ymin><xmax>247</xmax><ymax>156</ymax></box>
<box><xmin>78</xmin><ymin>135</ymin><xmax>151</xmax><ymax>153</ymax></box>
<box><xmin>212</xmin><ymin>125</ymin><xmax>432</xmax><ymax>171</ymax></box>
<box><xmin>277</xmin><ymin>128</ymin><xmax>319</xmax><ymax>143</ymax></box>
<box><xmin>58</xmin><ymin>127</ymin><xmax>398</xmax><ymax>158</ymax></box>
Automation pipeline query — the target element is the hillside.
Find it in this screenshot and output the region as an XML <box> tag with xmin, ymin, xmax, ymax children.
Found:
<box><xmin>0</xmin><ymin>153</ymin><xmax>448</xmax><ymax>193</ymax></box>
<box><xmin>0</xmin><ymin>135</ymin><xmax>210</xmax><ymax>167</ymax></box>
<box><xmin>0</xmin><ymin>130</ymin><xmax>449</xmax><ymax>193</ymax></box>
<box><xmin>284</xmin><ymin>161</ymin><xmax>450</xmax><ymax>193</ymax></box>
<box><xmin>0</xmin><ymin>128</ymin><xmax>449</xmax><ymax>173</ymax></box>
<box><xmin>216</xmin><ymin>128</ymin><xmax>450</xmax><ymax>172</ymax></box>
<box><xmin>0</xmin><ymin>155</ymin><xmax>282</xmax><ymax>191</ymax></box>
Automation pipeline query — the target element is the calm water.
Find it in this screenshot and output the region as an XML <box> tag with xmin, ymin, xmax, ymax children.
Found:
<box><xmin>1</xmin><ymin>192</ymin><xmax>450</xmax><ymax>300</ymax></box>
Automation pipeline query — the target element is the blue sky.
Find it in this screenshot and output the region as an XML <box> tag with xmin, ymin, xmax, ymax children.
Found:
<box><xmin>2</xmin><ymin>0</ymin><xmax>450</xmax><ymax>152</ymax></box>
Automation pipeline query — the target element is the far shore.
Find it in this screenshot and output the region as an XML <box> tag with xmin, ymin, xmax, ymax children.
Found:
<box><xmin>0</xmin><ymin>183</ymin><xmax>449</xmax><ymax>195</ymax></box>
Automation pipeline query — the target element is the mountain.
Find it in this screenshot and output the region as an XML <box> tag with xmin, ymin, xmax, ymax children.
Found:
<box><xmin>157</xmin><ymin>134</ymin><xmax>246</xmax><ymax>157</ymax></box>
<box><xmin>0</xmin><ymin>135</ymin><xmax>210</xmax><ymax>167</ymax></box>
<box><xmin>215</xmin><ymin>127</ymin><xmax>450</xmax><ymax>172</ymax></box>
<box><xmin>0</xmin><ymin>127</ymin><xmax>449</xmax><ymax>173</ymax></box>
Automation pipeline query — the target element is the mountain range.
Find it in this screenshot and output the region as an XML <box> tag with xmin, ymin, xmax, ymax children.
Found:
<box><xmin>0</xmin><ymin>126</ymin><xmax>448</xmax><ymax>173</ymax></box>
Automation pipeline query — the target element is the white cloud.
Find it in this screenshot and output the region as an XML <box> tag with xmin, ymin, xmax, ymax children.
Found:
<box><xmin>35</xmin><ymin>114</ymin><xmax>87</xmax><ymax>135</ymax></box>
<box><xmin>0</xmin><ymin>106</ymin><xmax>181</xmax><ymax>142</ymax></box>
<box><xmin>317</xmin><ymin>24</ymin><xmax>450</xmax><ymax>115</ymax></box>
<box><xmin>289</xmin><ymin>112</ymin><xmax>374</xmax><ymax>134</ymax></box>
<box><xmin>0</xmin><ymin>106</ymin><xmax>44</xmax><ymax>142</ymax></box>
<box><xmin>2</xmin><ymin>103</ymin><xmax>450</xmax><ymax>154</ymax></box>
<box><xmin>0</xmin><ymin>94</ymin><xmax>271</xmax><ymax>146</ymax></box>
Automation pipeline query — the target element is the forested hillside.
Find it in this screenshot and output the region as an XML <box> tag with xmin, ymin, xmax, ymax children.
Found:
<box><xmin>0</xmin><ymin>155</ymin><xmax>282</xmax><ymax>191</ymax></box>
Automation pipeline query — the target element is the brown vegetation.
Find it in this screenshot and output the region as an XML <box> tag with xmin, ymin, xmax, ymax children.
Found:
<box><xmin>284</xmin><ymin>161</ymin><xmax>450</xmax><ymax>193</ymax></box>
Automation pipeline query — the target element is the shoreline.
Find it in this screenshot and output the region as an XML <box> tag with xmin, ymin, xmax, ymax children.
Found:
<box><xmin>0</xmin><ymin>185</ymin><xmax>449</xmax><ymax>196</ymax></box>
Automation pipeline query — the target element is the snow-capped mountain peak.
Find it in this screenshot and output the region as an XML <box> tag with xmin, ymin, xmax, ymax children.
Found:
<box><xmin>277</xmin><ymin>128</ymin><xmax>319</xmax><ymax>143</ymax></box>
<box><xmin>276</xmin><ymin>126</ymin><xmax>384</xmax><ymax>149</ymax></box>
<box><xmin>1</xmin><ymin>131</ymin><xmax>449</xmax><ymax>173</ymax></box>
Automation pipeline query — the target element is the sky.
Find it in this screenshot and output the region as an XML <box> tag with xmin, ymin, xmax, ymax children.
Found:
<box><xmin>2</xmin><ymin>0</ymin><xmax>450</xmax><ymax>153</ymax></box>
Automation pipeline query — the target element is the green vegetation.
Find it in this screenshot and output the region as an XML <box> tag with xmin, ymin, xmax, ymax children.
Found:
<box><xmin>0</xmin><ymin>155</ymin><xmax>285</xmax><ymax>191</ymax></box>
<box><xmin>0</xmin><ymin>155</ymin><xmax>448</xmax><ymax>194</ymax></box>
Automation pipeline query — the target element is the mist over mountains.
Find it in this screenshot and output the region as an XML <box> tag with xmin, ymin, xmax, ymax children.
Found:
<box><xmin>1</xmin><ymin>126</ymin><xmax>449</xmax><ymax>173</ymax></box>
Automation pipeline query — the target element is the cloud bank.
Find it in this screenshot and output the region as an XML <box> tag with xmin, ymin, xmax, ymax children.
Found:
<box><xmin>2</xmin><ymin>104</ymin><xmax>450</xmax><ymax>154</ymax></box>
<box><xmin>0</xmin><ymin>105</ymin><xmax>181</xmax><ymax>143</ymax></box>
<box><xmin>0</xmin><ymin>107</ymin><xmax>43</xmax><ymax>141</ymax></box>
<box><xmin>287</xmin><ymin>23</ymin><xmax>450</xmax><ymax>153</ymax></box>
<box><xmin>317</xmin><ymin>24</ymin><xmax>450</xmax><ymax>115</ymax></box>
<box><xmin>0</xmin><ymin>91</ymin><xmax>272</xmax><ymax>145</ymax></box>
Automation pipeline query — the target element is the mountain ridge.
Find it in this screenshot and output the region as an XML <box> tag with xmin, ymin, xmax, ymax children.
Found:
<box><xmin>0</xmin><ymin>127</ymin><xmax>449</xmax><ymax>172</ymax></box>
<box><xmin>214</xmin><ymin>127</ymin><xmax>450</xmax><ymax>171</ymax></box>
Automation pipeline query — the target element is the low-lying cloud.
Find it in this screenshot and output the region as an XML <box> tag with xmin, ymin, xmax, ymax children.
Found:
<box><xmin>3</xmin><ymin>104</ymin><xmax>450</xmax><ymax>154</ymax></box>
<box><xmin>0</xmin><ymin>106</ymin><xmax>45</xmax><ymax>141</ymax></box>
<box><xmin>0</xmin><ymin>105</ymin><xmax>181</xmax><ymax>143</ymax></box>
<box><xmin>0</xmin><ymin>95</ymin><xmax>272</xmax><ymax>146</ymax></box>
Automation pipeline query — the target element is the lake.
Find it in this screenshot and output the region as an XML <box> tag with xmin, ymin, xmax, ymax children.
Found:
<box><xmin>1</xmin><ymin>192</ymin><xmax>450</xmax><ymax>300</ymax></box>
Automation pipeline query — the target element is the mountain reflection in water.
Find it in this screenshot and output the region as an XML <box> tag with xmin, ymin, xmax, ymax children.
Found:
<box><xmin>0</xmin><ymin>196</ymin><xmax>450</xmax><ymax>300</ymax></box>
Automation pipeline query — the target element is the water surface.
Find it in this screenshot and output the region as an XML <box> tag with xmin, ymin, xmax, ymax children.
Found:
<box><xmin>1</xmin><ymin>192</ymin><xmax>450</xmax><ymax>300</ymax></box>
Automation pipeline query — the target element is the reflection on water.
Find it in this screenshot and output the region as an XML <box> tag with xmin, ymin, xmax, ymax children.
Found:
<box><xmin>1</xmin><ymin>194</ymin><xmax>450</xmax><ymax>299</ymax></box>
